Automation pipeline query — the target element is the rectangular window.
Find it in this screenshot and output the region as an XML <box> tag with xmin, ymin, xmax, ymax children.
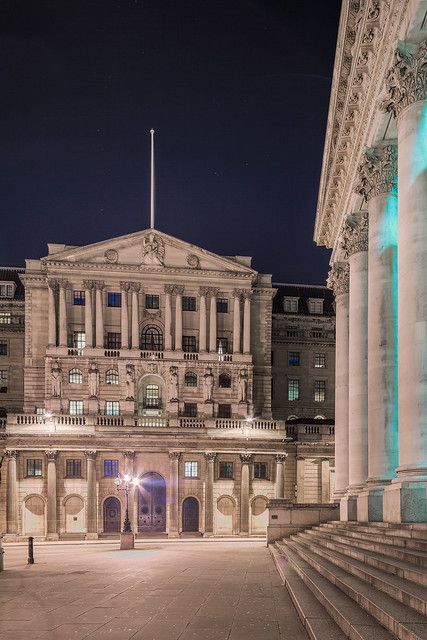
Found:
<box><xmin>311</xmin><ymin>330</ymin><xmax>323</xmax><ymax>339</ymax></box>
<box><xmin>106</xmin><ymin>332</ymin><xmax>121</xmax><ymax>349</ymax></box>
<box><xmin>69</xmin><ymin>400</ymin><xmax>84</xmax><ymax>415</ymax></box>
<box><xmin>36</xmin><ymin>407</ymin><xmax>45</xmax><ymax>416</ymax></box>
<box><xmin>26</xmin><ymin>459</ymin><xmax>42</xmax><ymax>477</ymax></box>
<box><xmin>106</xmin><ymin>401</ymin><xmax>120</xmax><ymax>416</ymax></box>
<box><xmin>104</xmin><ymin>459</ymin><xmax>119</xmax><ymax>477</ymax></box>
<box><xmin>308</xmin><ymin>299</ymin><xmax>324</xmax><ymax>314</ymax></box>
<box><xmin>107</xmin><ymin>292</ymin><xmax>122</xmax><ymax>307</ymax></box>
<box><xmin>217</xmin><ymin>404</ymin><xmax>231</xmax><ymax>418</ymax></box>
<box><xmin>73</xmin><ymin>290</ymin><xmax>85</xmax><ymax>306</ymax></box>
<box><xmin>183</xmin><ymin>402</ymin><xmax>197</xmax><ymax>417</ymax></box>
<box><xmin>219</xmin><ymin>461</ymin><xmax>234</xmax><ymax>479</ymax></box>
<box><xmin>0</xmin><ymin>339</ymin><xmax>7</xmax><ymax>356</ymax></box>
<box><xmin>72</xmin><ymin>331</ymin><xmax>86</xmax><ymax>350</ymax></box>
<box><xmin>288</xmin><ymin>379</ymin><xmax>300</xmax><ymax>401</ymax></box>
<box><xmin>283</xmin><ymin>297</ymin><xmax>298</xmax><ymax>313</ymax></box>
<box><xmin>184</xmin><ymin>461</ymin><xmax>198</xmax><ymax>477</ymax></box>
<box><xmin>314</xmin><ymin>380</ymin><xmax>326</xmax><ymax>402</ymax></box>
<box><xmin>182</xmin><ymin>336</ymin><xmax>197</xmax><ymax>353</ymax></box>
<box><xmin>0</xmin><ymin>284</ymin><xmax>14</xmax><ymax>298</ymax></box>
<box><xmin>288</xmin><ymin>351</ymin><xmax>300</xmax><ymax>366</ymax></box>
<box><xmin>216</xmin><ymin>298</ymin><xmax>228</xmax><ymax>313</ymax></box>
<box><xmin>254</xmin><ymin>462</ymin><xmax>268</xmax><ymax>480</ymax></box>
<box><xmin>66</xmin><ymin>459</ymin><xmax>82</xmax><ymax>478</ymax></box>
<box><xmin>0</xmin><ymin>369</ymin><xmax>8</xmax><ymax>393</ymax></box>
<box><xmin>0</xmin><ymin>312</ymin><xmax>11</xmax><ymax>324</ymax></box>
<box><xmin>286</xmin><ymin>329</ymin><xmax>298</xmax><ymax>338</ymax></box>
<box><xmin>216</xmin><ymin>337</ymin><xmax>228</xmax><ymax>354</ymax></box>
<box><xmin>145</xmin><ymin>294</ymin><xmax>159</xmax><ymax>309</ymax></box>
<box><xmin>315</xmin><ymin>353</ymin><xmax>326</xmax><ymax>368</ymax></box>
<box><xmin>182</xmin><ymin>296</ymin><xmax>196</xmax><ymax>311</ymax></box>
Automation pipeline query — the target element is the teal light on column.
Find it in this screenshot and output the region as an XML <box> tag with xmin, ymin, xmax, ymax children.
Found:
<box><xmin>411</xmin><ymin>104</ymin><xmax>427</xmax><ymax>182</ymax></box>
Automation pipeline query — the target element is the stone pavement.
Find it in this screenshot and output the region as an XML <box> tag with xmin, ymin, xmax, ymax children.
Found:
<box><xmin>0</xmin><ymin>540</ymin><xmax>309</xmax><ymax>640</ymax></box>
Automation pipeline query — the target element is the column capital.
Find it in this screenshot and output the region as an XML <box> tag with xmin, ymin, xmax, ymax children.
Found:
<box><xmin>93</xmin><ymin>280</ymin><xmax>105</xmax><ymax>291</ymax></box>
<box><xmin>47</xmin><ymin>279</ymin><xmax>59</xmax><ymax>291</ymax></box>
<box><xmin>120</xmin><ymin>281</ymin><xmax>131</xmax><ymax>292</ymax></box>
<box><xmin>204</xmin><ymin>452</ymin><xmax>217</xmax><ymax>462</ymax></box>
<box><xmin>207</xmin><ymin>287</ymin><xmax>220</xmax><ymax>297</ymax></box>
<box><xmin>165</xmin><ymin>284</ymin><xmax>175</xmax><ymax>294</ymax></box>
<box><xmin>382</xmin><ymin>38</ymin><xmax>427</xmax><ymax>119</ymax></box>
<box><xmin>124</xmin><ymin>450</ymin><xmax>135</xmax><ymax>459</ymax></box>
<box><xmin>341</xmin><ymin>211</ymin><xmax>369</xmax><ymax>259</ymax></box>
<box><xmin>327</xmin><ymin>262</ymin><xmax>349</xmax><ymax>297</ymax></box>
<box><xmin>173</xmin><ymin>285</ymin><xmax>184</xmax><ymax>295</ymax></box>
<box><xmin>232</xmin><ymin>289</ymin><xmax>244</xmax><ymax>299</ymax></box>
<box><xmin>59</xmin><ymin>279</ymin><xmax>70</xmax><ymax>290</ymax></box>
<box><xmin>45</xmin><ymin>449</ymin><xmax>59</xmax><ymax>460</ymax></box>
<box><xmin>199</xmin><ymin>286</ymin><xmax>210</xmax><ymax>297</ymax></box>
<box><xmin>355</xmin><ymin>144</ymin><xmax>397</xmax><ymax>201</ymax></box>
<box><xmin>242</xmin><ymin>289</ymin><xmax>252</xmax><ymax>300</ymax></box>
<box><xmin>275</xmin><ymin>453</ymin><xmax>288</xmax><ymax>463</ymax></box>
<box><xmin>84</xmin><ymin>450</ymin><xmax>97</xmax><ymax>459</ymax></box>
<box><xmin>240</xmin><ymin>452</ymin><xmax>252</xmax><ymax>464</ymax></box>
<box><xmin>169</xmin><ymin>451</ymin><xmax>181</xmax><ymax>460</ymax></box>
<box><xmin>5</xmin><ymin>449</ymin><xmax>18</xmax><ymax>459</ymax></box>
<box><xmin>83</xmin><ymin>280</ymin><xmax>95</xmax><ymax>290</ymax></box>
<box><xmin>129</xmin><ymin>282</ymin><xmax>141</xmax><ymax>293</ymax></box>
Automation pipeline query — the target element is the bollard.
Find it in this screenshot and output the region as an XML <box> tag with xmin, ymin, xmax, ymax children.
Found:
<box><xmin>27</xmin><ymin>536</ymin><xmax>34</xmax><ymax>565</ymax></box>
<box><xmin>0</xmin><ymin>534</ymin><xmax>4</xmax><ymax>572</ymax></box>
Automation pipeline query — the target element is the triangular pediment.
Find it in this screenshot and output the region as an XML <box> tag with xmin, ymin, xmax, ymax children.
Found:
<box><xmin>43</xmin><ymin>229</ymin><xmax>255</xmax><ymax>275</ymax></box>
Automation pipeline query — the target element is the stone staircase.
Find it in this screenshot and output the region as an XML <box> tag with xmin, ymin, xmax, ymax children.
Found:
<box><xmin>270</xmin><ymin>521</ymin><xmax>427</xmax><ymax>640</ymax></box>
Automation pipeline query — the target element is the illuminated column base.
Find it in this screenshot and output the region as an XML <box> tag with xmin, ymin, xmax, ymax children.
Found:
<box><xmin>340</xmin><ymin>494</ymin><xmax>357</xmax><ymax>522</ymax></box>
<box><xmin>357</xmin><ymin>486</ymin><xmax>387</xmax><ymax>523</ymax></box>
<box><xmin>383</xmin><ymin>477</ymin><xmax>427</xmax><ymax>524</ymax></box>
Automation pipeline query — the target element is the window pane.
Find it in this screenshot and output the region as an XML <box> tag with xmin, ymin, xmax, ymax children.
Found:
<box><xmin>66</xmin><ymin>459</ymin><xmax>82</xmax><ymax>477</ymax></box>
<box><xmin>288</xmin><ymin>379</ymin><xmax>300</xmax><ymax>401</ymax></box>
<box><xmin>106</xmin><ymin>332</ymin><xmax>121</xmax><ymax>349</ymax></box>
<box><xmin>69</xmin><ymin>400</ymin><xmax>84</xmax><ymax>415</ymax></box>
<box><xmin>314</xmin><ymin>380</ymin><xmax>326</xmax><ymax>402</ymax></box>
<box><xmin>217</xmin><ymin>404</ymin><xmax>231</xmax><ymax>418</ymax></box>
<box><xmin>106</xmin><ymin>369</ymin><xmax>119</xmax><ymax>384</ymax></box>
<box><xmin>106</xmin><ymin>401</ymin><xmax>120</xmax><ymax>416</ymax></box>
<box><xmin>0</xmin><ymin>339</ymin><xmax>7</xmax><ymax>356</ymax></box>
<box><xmin>182</xmin><ymin>296</ymin><xmax>196</xmax><ymax>311</ymax></box>
<box><xmin>0</xmin><ymin>313</ymin><xmax>11</xmax><ymax>324</ymax></box>
<box><xmin>141</xmin><ymin>325</ymin><xmax>163</xmax><ymax>350</ymax></box>
<box><xmin>69</xmin><ymin>368</ymin><xmax>83</xmax><ymax>384</ymax></box>
<box><xmin>184</xmin><ymin>461</ymin><xmax>198</xmax><ymax>477</ymax></box>
<box><xmin>315</xmin><ymin>353</ymin><xmax>326</xmax><ymax>368</ymax></box>
<box><xmin>27</xmin><ymin>459</ymin><xmax>42</xmax><ymax>477</ymax></box>
<box><xmin>184</xmin><ymin>372</ymin><xmax>197</xmax><ymax>387</ymax></box>
<box><xmin>145</xmin><ymin>294</ymin><xmax>159</xmax><ymax>309</ymax></box>
<box><xmin>288</xmin><ymin>351</ymin><xmax>300</xmax><ymax>366</ymax></box>
<box><xmin>183</xmin><ymin>403</ymin><xmax>197</xmax><ymax>417</ymax></box>
<box><xmin>216</xmin><ymin>338</ymin><xmax>228</xmax><ymax>354</ymax></box>
<box><xmin>254</xmin><ymin>462</ymin><xmax>268</xmax><ymax>479</ymax></box>
<box><xmin>219</xmin><ymin>373</ymin><xmax>231</xmax><ymax>388</ymax></box>
<box><xmin>104</xmin><ymin>459</ymin><xmax>119</xmax><ymax>477</ymax></box>
<box><xmin>0</xmin><ymin>369</ymin><xmax>8</xmax><ymax>392</ymax></box>
<box><xmin>216</xmin><ymin>298</ymin><xmax>228</xmax><ymax>313</ymax></box>
<box><xmin>73</xmin><ymin>291</ymin><xmax>85</xmax><ymax>306</ymax></box>
<box><xmin>107</xmin><ymin>292</ymin><xmax>122</xmax><ymax>307</ymax></box>
<box><xmin>73</xmin><ymin>332</ymin><xmax>86</xmax><ymax>349</ymax></box>
<box><xmin>219</xmin><ymin>461</ymin><xmax>233</xmax><ymax>478</ymax></box>
<box><xmin>182</xmin><ymin>336</ymin><xmax>197</xmax><ymax>352</ymax></box>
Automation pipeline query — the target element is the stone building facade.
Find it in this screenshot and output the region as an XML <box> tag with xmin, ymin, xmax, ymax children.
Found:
<box><xmin>315</xmin><ymin>0</ymin><xmax>427</xmax><ymax>523</ymax></box>
<box><xmin>0</xmin><ymin>229</ymin><xmax>335</xmax><ymax>539</ymax></box>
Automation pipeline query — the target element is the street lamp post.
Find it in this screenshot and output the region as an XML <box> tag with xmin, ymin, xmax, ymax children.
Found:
<box><xmin>115</xmin><ymin>473</ymin><xmax>139</xmax><ymax>549</ymax></box>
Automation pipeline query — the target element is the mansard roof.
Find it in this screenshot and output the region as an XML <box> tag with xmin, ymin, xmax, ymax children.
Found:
<box><xmin>272</xmin><ymin>283</ymin><xmax>335</xmax><ymax>316</ymax></box>
<box><xmin>0</xmin><ymin>267</ymin><xmax>25</xmax><ymax>300</ymax></box>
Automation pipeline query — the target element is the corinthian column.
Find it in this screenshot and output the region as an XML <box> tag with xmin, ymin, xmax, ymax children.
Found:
<box><xmin>208</xmin><ymin>288</ymin><xmax>219</xmax><ymax>352</ymax></box>
<box><xmin>58</xmin><ymin>281</ymin><xmax>68</xmax><ymax>347</ymax></box>
<box><xmin>6</xmin><ymin>450</ymin><xmax>18</xmax><ymax>534</ymax></box>
<box><xmin>239</xmin><ymin>453</ymin><xmax>251</xmax><ymax>535</ymax></box>
<box><xmin>85</xmin><ymin>450</ymin><xmax>98</xmax><ymax>539</ymax></box>
<box><xmin>232</xmin><ymin>290</ymin><xmax>242</xmax><ymax>354</ymax></box>
<box><xmin>45</xmin><ymin>450</ymin><xmax>58</xmax><ymax>539</ymax></box>
<box><xmin>83</xmin><ymin>281</ymin><xmax>94</xmax><ymax>348</ymax></box>
<box><xmin>164</xmin><ymin>285</ymin><xmax>173</xmax><ymax>351</ymax></box>
<box><xmin>174</xmin><ymin>285</ymin><xmax>184</xmax><ymax>351</ymax></box>
<box><xmin>47</xmin><ymin>280</ymin><xmax>58</xmax><ymax>347</ymax></box>
<box><xmin>327</xmin><ymin>263</ymin><xmax>350</xmax><ymax>516</ymax></box>
<box><xmin>204</xmin><ymin>452</ymin><xmax>216</xmax><ymax>535</ymax></box>
<box><xmin>94</xmin><ymin>282</ymin><xmax>105</xmax><ymax>349</ymax></box>
<box><xmin>168</xmin><ymin>452</ymin><xmax>180</xmax><ymax>537</ymax></box>
<box><xmin>120</xmin><ymin>282</ymin><xmax>130</xmax><ymax>349</ymax></box>
<box><xmin>275</xmin><ymin>453</ymin><xmax>287</xmax><ymax>499</ymax></box>
<box><xmin>130</xmin><ymin>283</ymin><xmax>140</xmax><ymax>349</ymax></box>
<box><xmin>242</xmin><ymin>291</ymin><xmax>252</xmax><ymax>354</ymax></box>
<box><xmin>198</xmin><ymin>288</ymin><xmax>208</xmax><ymax>353</ymax></box>
<box><xmin>340</xmin><ymin>212</ymin><xmax>369</xmax><ymax>520</ymax></box>
<box><xmin>382</xmin><ymin>39</ymin><xmax>427</xmax><ymax>522</ymax></box>
<box><xmin>355</xmin><ymin>144</ymin><xmax>398</xmax><ymax>522</ymax></box>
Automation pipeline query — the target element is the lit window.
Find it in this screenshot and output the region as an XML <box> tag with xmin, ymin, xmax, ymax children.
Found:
<box><xmin>104</xmin><ymin>459</ymin><xmax>119</xmax><ymax>477</ymax></box>
<box><xmin>0</xmin><ymin>369</ymin><xmax>8</xmax><ymax>393</ymax></box>
<box><xmin>315</xmin><ymin>353</ymin><xmax>326</xmax><ymax>368</ymax></box>
<box><xmin>66</xmin><ymin>459</ymin><xmax>82</xmax><ymax>477</ymax></box>
<box><xmin>254</xmin><ymin>462</ymin><xmax>268</xmax><ymax>479</ymax></box>
<box><xmin>219</xmin><ymin>461</ymin><xmax>233</xmax><ymax>479</ymax></box>
<box><xmin>182</xmin><ymin>336</ymin><xmax>197</xmax><ymax>352</ymax></box>
<box><xmin>219</xmin><ymin>373</ymin><xmax>231</xmax><ymax>388</ymax></box>
<box><xmin>288</xmin><ymin>351</ymin><xmax>300</xmax><ymax>366</ymax></box>
<box><xmin>107</xmin><ymin>292</ymin><xmax>122</xmax><ymax>307</ymax></box>
<box><xmin>106</xmin><ymin>401</ymin><xmax>120</xmax><ymax>416</ymax></box>
<box><xmin>145</xmin><ymin>294</ymin><xmax>159</xmax><ymax>309</ymax></box>
<box><xmin>0</xmin><ymin>283</ymin><xmax>14</xmax><ymax>298</ymax></box>
<box><xmin>314</xmin><ymin>415</ymin><xmax>325</xmax><ymax>420</ymax></box>
<box><xmin>216</xmin><ymin>298</ymin><xmax>228</xmax><ymax>313</ymax></box>
<box><xmin>184</xmin><ymin>461</ymin><xmax>198</xmax><ymax>477</ymax></box>
<box><xmin>308</xmin><ymin>299</ymin><xmax>324</xmax><ymax>314</ymax></box>
<box><xmin>27</xmin><ymin>459</ymin><xmax>42</xmax><ymax>477</ymax></box>
<box><xmin>69</xmin><ymin>400</ymin><xmax>84</xmax><ymax>415</ymax></box>
<box><xmin>72</xmin><ymin>331</ymin><xmax>86</xmax><ymax>349</ymax></box>
<box><xmin>144</xmin><ymin>384</ymin><xmax>160</xmax><ymax>409</ymax></box>
<box><xmin>283</xmin><ymin>297</ymin><xmax>298</xmax><ymax>313</ymax></box>
<box><xmin>0</xmin><ymin>339</ymin><xmax>7</xmax><ymax>356</ymax></box>
<box><xmin>36</xmin><ymin>407</ymin><xmax>45</xmax><ymax>416</ymax></box>
<box><xmin>184</xmin><ymin>372</ymin><xmax>197</xmax><ymax>387</ymax></box>
<box><xmin>106</xmin><ymin>332</ymin><xmax>121</xmax><ymax>349</ymax></box>
<box><xmin>314</xmin><ymin>380</ymin><xmax>326</xmax><ymax>402</ymax></box>
<box><xmin>182</xmin><ymin>296</ymin><xmax>196</xmax><ymax>311</ymax></box>
<box><xmin>288</xmin><ymin>379</ymin><xmax>300</xmax><ymax>401</ymax></box>
<box><xmin>0</xmin><ymin>313</ymin><xmax>11</xmax><ymax>324</ymax></box>
<box><xmin>69</xmin><ymin>368</ymin><xmax>83</xmax><ymax>384</ymax></box>
<box><xmin>216</xmin><ymin>338</ymin><xmax>228</xmax><ymax>354</ymax></box>
<box><xmin>73</xmin><ymin>291</ymin><xmax>85</xmax><ymax>306</ymax></box>
<box><xmin>217</xmin><ymin>404</ymin><xmax>231</xmax><ymax>418</ymax></box>
<box><xmin>183</xmin><ymin>403</ymin><xmax>197</xmax><ymax>417</ymax></box>
<box><xmin>106</xmin><ymin>369</ymin><xmax>119</xmax><ymax>385</ymax></box>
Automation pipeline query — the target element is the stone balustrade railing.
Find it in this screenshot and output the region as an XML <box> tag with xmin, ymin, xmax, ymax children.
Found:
<box><xmin>285</xmin><ymin>421</ymin><xmax>335</xmax><ymax>441</ymax></box>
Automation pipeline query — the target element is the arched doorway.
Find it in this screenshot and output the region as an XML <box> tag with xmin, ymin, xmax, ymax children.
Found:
<box><xmin>23</xmin><ymin>495</ymin><xmax>45</xmax><ymax>536</ymax></box>
<box><xmin>64</xmin><ymin>495</ymin><xmax>85</xmax><ymax>533</ymax></box>
<box><xmin>250</xmin><ymin>496</ymin><xmax>268</xmax><ymax>534</ymax></box>
<box><xmin>182</xmin><ymin>497</ymin><xmax>199</xmax><ymax>532</ymax></box>
<box><xmin>138</xmin><ymin>472</ymin><xmax>166</xmax><ymax>533</ymax></box>
<box><xmin>103</xmin><ymin>497</ymin><xmax>121</xmax><ymax>533</ymax></box>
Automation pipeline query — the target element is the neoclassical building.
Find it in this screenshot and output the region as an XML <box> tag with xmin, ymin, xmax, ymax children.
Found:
<box><xmin>0</xmin><ymin>229</ymin><xmax>335</xmax><ymax>539</ymax></box>
<box><xmin>315</xmin><ymin>0</ymin><xmax>427</xmax><ymax>523</ymax></box>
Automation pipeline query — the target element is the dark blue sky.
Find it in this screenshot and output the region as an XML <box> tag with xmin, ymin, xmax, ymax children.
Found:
<box><xmin>1</xmin><ymin>0</ymin><xmax>340</xmax><ymax>283</ymax></box>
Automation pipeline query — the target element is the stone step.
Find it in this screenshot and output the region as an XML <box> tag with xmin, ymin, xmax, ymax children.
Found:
<box><xmin>322</xmin><ymin>523</ymin><xmax>427</xmax><ymax>546</ymax></box>
<box><xmin>269</xmin><ymin>543</ymin><xmax>348</xmax><ymax>640</ymax></box>
<box><xmin>305</xmin><ymin>529</ymin><xmax>427</xmax><ymax>587</ymax></box>
<box><xmin>284</xmin><ymin>537</ymin><xmax>427</xmax><ymax>640</ymax></box>
<box><xmin>271</xmin><ymin>542</ymin><xmax>396</xmax><ymax>640</ymax></box>
<box><xmin>295</xmin><ymin>532</ymin><xmax>427</xmax><ymax>616</ymax></box>
<box><xmin>315</xmin><ymin>526</ymin><xmax>427</xmax><ymax>567</ymax></box>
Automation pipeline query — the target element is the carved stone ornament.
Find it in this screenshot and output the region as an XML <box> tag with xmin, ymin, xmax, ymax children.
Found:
<box><xmin>187</xmin><ymin>253</ymin><xmax>200</xmax><ymax>268</ymax></box>
<box><xmin>82</xmin><ymin>280</ymin><xmax>95</xmax><ymax>291</ymax></box>
<box><xmin>84</xmin><ymin>450</ymin><xmax>97</xmax><ymax>459</ymax></box>
<box><xmin>169</xmin><ymin>451</ymin><xmax>181</xmax><ymax>460</ymax></box>
<box><xmin>276</xmin><ymin>453</ymin><xmax>288</xmax><ymax>463</ymax></box>
<box><xmin>141</xmin><ymin>232</ymin><xmax>165</xmax><ymax>266</ymax></box>
<box><xmin>104</xmin><ymin>249</ymin><xmax>118</xmax><ymax>264</ymax></box>
<box><xmin>327</xmin><ymin>263</ymin><xmax>350</xmax><ymax>297</ymax></box>
<box><xmin>45</xmin><ymin>449</ymin><xmax>59</xmax><ymax>460</ymax></box>
<box><xmin>240</xmin><ymin>453</ymin><xmax>252</xmax><ymax>464</ymax></box>
<box><xmin>129</xmin><ymin>282</ymin><xmax>141</xmax><ymax>294</ymax></box>
<box><xmin>124</xmin><ymin>450</ymin><xmax>136</xmax><ymax>459</ymax></box>
<box><xmin>382</xmin><ymin>38</ymin><xmax>427</xmax><ymax>119</ymax></box>
<box><xmin>204</xmin><ymin>452</ymin><xmax>217</xmax><ymax>462</ymax></box>
<box><xmin>341</xmin><ymin>211</ymin><xmax>369</xmax><ymax>259</ymax></box>
<box><xmin>5</xmin><ymin>449</ymin><xmax>18</xmax><ymax>459</ymax></box>
<box><xmin>355</xmin><ymin>144</ymin><xmax>397</xmax><ymax>201</ymax></box>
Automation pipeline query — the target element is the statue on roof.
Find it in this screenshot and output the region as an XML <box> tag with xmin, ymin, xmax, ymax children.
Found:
<box><xmin>142</xmin><ymin>232</ymin><xmax>165</xmax><ymax>266</ymax></box>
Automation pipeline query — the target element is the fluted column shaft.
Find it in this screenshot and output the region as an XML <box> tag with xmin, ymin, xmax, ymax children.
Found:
<box><xmin>83</xmin><ymin>282</ymin><xmax>93</xmax><ymax>348</ymax></box>
<box><xmin>164</xmin><ymin>287</ymin><xmax>173</xmax><ymax>351</ymax></box>
<box><xmin>239</xmin><ymin>454</ymin><xmax>251</xmax><ymax>534</ymax></box>
<box><xmin>58</xmin><ymin>282</ymin><xmax>68</xmax><ymax>347</ymax></box>
<box><xmin>296</xmin><ymin>457</ymin><xmax>305</xmax><ymax>503</ymax></box>
<box><xmin>169</xmin><ymin>452</ymin><xmax>180</xmax><ymax>536</ymax></box>
<box><xmin>6</xmin><ymin>451</ymin><xmax>18</xmax><ymax>534</ymax></box>
<box><xmin>174</xmin><ymin>287</ymin><xmax>183</xmax><ymax>351</ymax></box>
<box><xmin>209</xmin><ymin>291</ymin><xmax>218</xmax><ymax>352</ymax></box>
<box><xmin>199</xmin><ymin>289</ymin><xmax>207</xmax><ymax>353</ymax></box>
<box><xmin>48</xmin><ymin>282</ymin><xmax>57</xmax><ymax>347</ymax></box>
<box><xmin>95</xmin><ymin>284</ymin><xmax>104</xmax><ymax>348</ymax></box>
<box><xmin>120</xmin><ymin>283</ymin><xmax>129</xmax><ymax>349</ymax></box>
<box><xmin>233</xmin><ymin>291</ymin><xmax>241</xmax><ymax>354</ymax></box>
<box><xmin>46</xmin><ymin>451</ymin><xmax>58</xmax><ymax>537</ymax></box>
<box><xmin>131</xmin><ymin>284</ymin><xmax>140</xmax><ymax>349</ymax></box>
<box><xmin>243</xmin><ymin>293</ymin><xmax>251</xmax><ymax>354</ymax></box>
<box><xmin>204</xmin><ymin>453</ymin><xmax>216</xmax><ymax>535</ymax></box>
<box><xmin>275</xmin><ymin>454</ymin><xmax>287</xmax><ymax>499</ymax></box>
<box><xmin>321</xmin><ymin>458</ymin><xmax>331</xmax><ymax>503</ymax></box>
<box><xmin>85</xmin><ymin>451</ymin><xmax>97</xmax><ymax>537</ymax></box>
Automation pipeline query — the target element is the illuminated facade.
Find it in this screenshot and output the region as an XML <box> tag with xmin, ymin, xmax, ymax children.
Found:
<box><xmin>315</xmin><ymin>0</ymin><xmax>427</xmax><ymax>523</ymax></box>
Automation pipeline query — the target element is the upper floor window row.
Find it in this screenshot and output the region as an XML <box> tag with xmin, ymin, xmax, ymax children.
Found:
<box><xmin>308</xmin><ymin>298</ymin><xmax>324</xmax><ymax>314</ymax></box>
<box><xmin>0</xmin><ymin>282</ymin><xmax>15</xmax><ymax>298</ymax></box>
<box><xmin>283</xmin><ymin>297</ymin><xmax>298</xmax><ymax>313</ymax></box>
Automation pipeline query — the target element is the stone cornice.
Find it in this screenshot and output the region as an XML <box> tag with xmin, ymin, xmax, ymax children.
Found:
<box><xmin>327</xmin><ymin>263</ymin><xmax>349</xmax><ymax>297</ymax></box>
<box><xmin>382</xmin><ymin>37</ymin><xmax>427</xmax><ymax>118</ymax></box>
<box><xmin>341</xmin><ymin>211</ymin><xmax>369</xmax><ymax>258</ymax></box>
<box><xmin>355</xmin><ymin>144</ymin><xmax>397</xmax><ymax>201</ymax></box>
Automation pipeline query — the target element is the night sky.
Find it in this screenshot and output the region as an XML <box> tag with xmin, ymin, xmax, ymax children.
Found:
<box><xmin>2</xmin><ymin>0</ymin><xmax>341</xmax><ymax>283</ymax></box>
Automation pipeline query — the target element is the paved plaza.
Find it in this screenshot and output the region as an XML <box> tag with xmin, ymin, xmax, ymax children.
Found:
<box><xmin>0</xmin><ymin>540</ymin><xmax>308</xmax><ymax>640</ymax></box>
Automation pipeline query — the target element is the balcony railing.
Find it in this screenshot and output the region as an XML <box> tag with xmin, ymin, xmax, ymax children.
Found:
<box><xmin>140</xmin><ymin>350</ymin><xmax>164</xmax><ymax>359</ymax></box>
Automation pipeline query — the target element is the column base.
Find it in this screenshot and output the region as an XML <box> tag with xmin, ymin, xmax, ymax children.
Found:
<box><xmin>46</xmin><ymin>533</ymin><xmax>59</xmax><ymax>541</ymax></box>
<box><xmin>357</xmin><ymin>487</ymin><xmax>385</xmax><ymax>523</ymax></box>
<box><xmin>203</xmin><ymin>532</ymin><xmax>214</xmax><ymax>537</ymax></box>
<box><xmin>340</xmin><ymin>495</ymin><xmax>357</xmax><ymax>521</ymax></box>
<box><xmin>120</xmin><ymin>532</ymin><xmax>135</xmax><ymax>550</ymax></box>
<box><xmin>85</xmin><ymin>532</ymin><xmax>99</xmax><ymax>540</ymax></box>
<box><xmin>383</xmin><ymin>480</ymin><xmax>427</xmax><ymax>523</ymax></box>
<box><xmin>168</xmin><ymin>531</ymin><xmax>180</xmax><ymax>538</ymax></box>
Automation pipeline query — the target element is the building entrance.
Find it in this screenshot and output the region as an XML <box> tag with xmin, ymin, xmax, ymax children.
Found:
<box><xmin>138</xmin><ymin>472</ymin><xmax>166</xmax><ymax>533</ymax></box>
<box><xmin>182</xmin><ymin>497</ymin><xmax>199</xmax><ymax>532</ymax></box>
<box><xmin>103</xmin><ymin>497</ymin><xmax>121</xmax><ymax>533</ymax></box>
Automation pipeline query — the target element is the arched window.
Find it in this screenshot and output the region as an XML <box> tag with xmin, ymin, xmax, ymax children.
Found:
<box><xmin>184</xmin><ymin>372</ymin><xmax>197</xmax><ymax>387</ymax></box>
<box><xmin>314</xmin><ymin>414</ymin><xmax>325</xmax><ymax>420</ymax></box>
<box><xmin>219</xmin><ymin>373</ymin><xmax>231</xmax><ymax>388</ymax></box>
<box><xmin>287</xmin><ymin>415</ymin><xmax>298</xmax><ymax>421</ymax></box>
<box><xmin>141</xmin><ymin>325</ymin><xmax>163</xmax><ymax>351</ymax></box>
<box><xmin>69</xmin><ymin>368</ymin><xmax>82</xmax><ymax>384</ymax></box>
<box><xmin>144</xmin><ymin>384</ymin><xmax>160</xmax><ymax>408</ymax></box>
<box><xmin>106</xmin><ymin>369</ymin><xmax>119</xmax><ymax>385</ymax></box>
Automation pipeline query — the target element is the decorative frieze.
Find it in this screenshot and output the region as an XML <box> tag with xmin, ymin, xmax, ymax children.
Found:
<box><xmin>382</xmin><ymin>38</ymin><xmax>427</xmax><ymax>118</ymax></box>
<box><xmin>341</xmin><ymin>211</ymin><xmax>369</xmax><ymax>259</ymax></box>
<box><xmin>327</xmin><ymin>263</ymin><xmax>350</xmax><ymax>297</ymax></box>
<box><xmin>355</xmin><ymin>144</ymin><xmax>397</xmax><ymax>201</ymax></box>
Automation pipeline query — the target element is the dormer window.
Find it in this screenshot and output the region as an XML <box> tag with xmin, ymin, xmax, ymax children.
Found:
<box><xmin>308</xmin><ymin>298</ymin><xmax>324</xmax><ymax>314</ymax></box>
<box><xmin>0</xmin><ymin>282</ymin><xmax>15</xmax><ymax>298</ymax></box>
<box><xmin>283</xmin><ymin>297</ymin><xmax>298</xmax><ymax>313</ymax></box>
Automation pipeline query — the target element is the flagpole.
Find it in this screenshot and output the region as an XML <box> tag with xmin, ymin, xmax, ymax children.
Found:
<box><xmin>150</xmin><ymin>128</ymin><xmax>155</xmax><ymax>229</ymax></box>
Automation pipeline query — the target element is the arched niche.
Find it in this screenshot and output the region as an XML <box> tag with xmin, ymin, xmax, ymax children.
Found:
<box><xmin>138</xmin><ymin>373</ymin><xmax>166</xmax><ymax>415</ymax></box>
<box><xmin>23</xmin><ymin>495</ymin><xmax>46</xmax><ymax>536</ymax></box>
<box><xmin>250</xmin><ymin>495</ymin><xmax>269</xmax><ymax>534</ymax></box>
